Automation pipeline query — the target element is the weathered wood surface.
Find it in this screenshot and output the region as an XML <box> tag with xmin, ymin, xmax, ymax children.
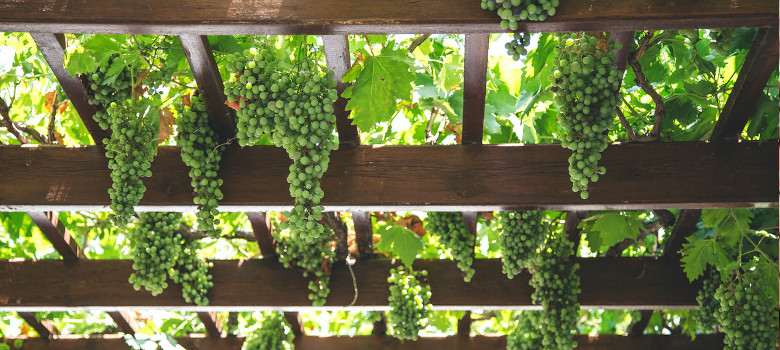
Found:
<box><xmin>0</xmin><ymin>0</ymin><xmax>774</xmax><ymax>34</ymax></box>
<box><xmin>0</xmin><ymin>142</ymin><xmax>775</xmax><ymax>212</ymax></box>
<box><xmin>0</xmin><ymin>258</ymin><xmax>698</xmax><ymax>310</ymax></box>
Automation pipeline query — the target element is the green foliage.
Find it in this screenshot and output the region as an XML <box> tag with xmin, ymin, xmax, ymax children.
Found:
<box><xmin>589</xmin><ymin>212</ymin><xmax>645</xmax><ymax>248</ymax></box>
<box><xmin>375</xmin><ymin>224</ymin><xmax>424</xmax><ymax>267</ymax></box>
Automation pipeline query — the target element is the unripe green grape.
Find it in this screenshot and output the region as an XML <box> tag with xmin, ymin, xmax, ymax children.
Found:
<box><xmin>425</xmin><ymin>212</ymin><xmax>476</xmax><ymax>282</ymax></box>
<box><xmin>387</xmin><ymin>265</ymin><xmax>432</xmax><ymax>340</ymax></box>
<box><xmin>498</xmin><ymin>211</ymin><xmax>547</xmax><ymax>278</ymax></box>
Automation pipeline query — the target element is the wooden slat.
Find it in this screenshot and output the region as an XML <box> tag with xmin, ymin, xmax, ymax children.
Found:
<box><xmin>29</xmin><ymin>33</ymin><xmax>109</xmax><ymax>145</ymax></box>
<box><xmin>284</xmin><ymin>312</ymin><xmax>304</xmax><ymax>337</ymax></box>
<box><xmin>179</xmin><ymin>34</ymin><xmax>235</xmax><ymax>141</ymax></box>
<box><xmin>661</xmin><ymin>209</ymin><xmax>702</xmax><ymax>260</ymax></box>
<box><xmin>0</xmin><ymin>142</ymin><xmax>775</xmax><ymax>212</ymax></box>
<box><xmin>0</xmin><ymin>258</ymin><xmax>699</xmax><ymax>310</ymax></box>
<box><xmin>26</xmin><ymin>211</ymin><xmax>81</xmax><ymax>260</ymax></box>
<box><xmin>197</xmin><ymin>311</ymin><xmax>223</xmax><ymax>337</ymax></box>
<box><xmin>0</xmin><ymin>334</ymin><xmax>725</xmax><ymax>350</ymax></box>
<box><xmin>245</xmin><ymin>212</ymin><xmax>275</xmax><ymax>257</ymax></box>
<box><xmin>565</xmin><ymin>211</ymin><xmax>587</xmax><ymax>253</ymax></box>
<box><xmin>106</xmin><ymin>311</ymin><xmax>139</xmax><ymax>335</ymax></box>
<box><xmin>457</xmin><ymin>311</ymin><xmax>471</xmax><ymax>338</ymax></box>
<box><xmin>17</xmin><ymin>312</ymin><xmax>58</xmax><ymax>338</ymax></box>
<box><xmin>353</xmin><ymin>212</ymin><xmax>373</xmax><ymax>257</ymax></box>
<box><xmin>461</xmin><ymin>34</ymin><xmax>489</xmax><ymax>145</ymax></box>
<box><xmin>0</xmin><ymin>0</ymin><xmax>774</xmax><ymax>34</ymax></box>
<box><xmin>610</xmin><ymin>31</ymin><xmax>635</xmax><ymax>73</ymax></box>
<box><xmin>371</xmin><ymin>312</ymin><xmax>387</xmax><ymax>336</ymax></box>
<box><xmin>322</xmin><ymin>35</ymin><xmax>360</xmax><ymax>146</ymax></box>
<box><xmin>711</xmin><ymin>28</ymin><xmax>780</xmax><ymax>141</ymax></box>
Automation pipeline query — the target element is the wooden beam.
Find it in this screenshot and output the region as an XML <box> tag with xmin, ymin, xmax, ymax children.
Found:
<box><xmin>26</xmin><ymin>211</ymin><xmax>81</xmax><ymax>260</ymax></box>
<box><xmin>245</xmin><ymin>212</ymin><xmax>275</xmax><ymax>257</ymax></box>
<box><xmin>0</xmin><ymin>0</ymin><xmax>774</xmax><ymax>35</ymax></box>
<box><xmin>16</xmin><ymin>312</ymin><xmax>58</xmax><ymax>338</ymax></box>
<box><xmin>197</xmin><ymin>311</ymin><xmax>223</xmax><ymax>337</ymax></box>
<box><xmin>322</xmin><ymin>35</ymin><xmax>360</xmax><ymax>146</ymax></box>
<box><xmin>29</xmin><ymin>33</ymin><xmax>109</xmax><ymax>145</ymax></box>
<box><xmin>353</xmin><ymin>212</ymin><xmax>373</xmax><ymax>257</ymax></box>
<box><xmin>627</xmin><ymin>310</ymin><xmax>654</xmax><ymax>336</ymax></box>
<box><xmin>106</xmin><ymin>311</ymin><xmax>139</xmax><ymax>335</ymax></box>
<box><xmin>179</xmin><ymin>34</ymin><xmax>235</xmax><ymax>142</ymax></box>
<box><xmin>610</xmin><ymin>31</ymin><xmax>635</xmax><ymax>73</ymax></box>
<box><xmin>0</xmin><ymin>142</ymin><xmax>775</xmax><ymax>211</ymax></box>
<box><xmin>284</xmin><ymin>312</ymin><xmax>304</xmax><ymax>337</ymax></box>
<box><xmin>461</xmin><ymin>34</ymin><xmax>489</xmax><ymax>145</ymax></box>
<box><xmin>710</xmin><ymin>27</ymin><xmax>779</xmax><ymax>141</ymax></box>
<box><xmin>661</xmin><ymin>209</ymin><xmax>703</xmax><ymax>260</ymax></box>
<box><xmin>565</xmin><ymin>211</ymin><xmax>587</xmax><ymax>253</ymax></box>
<box><xmin>0</xmin><ymin>334</ymin><xmax>725</xmax><ymax>350</ymax></box>
<box><xmin>457</xmin><ymin>311</ymin><xmax>471</xmax><ymax>338</ymax></box>
<box><xmin>371</xmin><ymin>312</ymin><xmax>387</xmax><ymax>336</ymax></box>
<box><xmin>0</xmin><ymin>258</ymin><xmax>699</xmax><ymax>310</ymax></box>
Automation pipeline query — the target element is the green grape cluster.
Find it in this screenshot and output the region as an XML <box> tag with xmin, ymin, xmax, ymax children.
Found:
<box><xmin>243</xmin><ymin>312</ymin><xmax>295</xmax><ymax>350</ymax></box>
<box><xmin>169</xmin><ymin>238</ymin><xmax>213</xmax><ymax>306</ymax></box>
<box><xmin>708</xmin><ymin>29</ymin><xmax>737</xmax><ymax>56</ymax></box>
<box><xmin>693</xmin><ymin>269</ymin><xmax>720</xmax><ymax>331</ymax></box>
<box><xmin>507</xmin><ymin>311</ymin><xmax>544</xmax><ymax>350</ymax></box>
<box><xmin>714</xmin><ymin>269</ymin><xmax>780</xmax><ymax>350</ymax></box>
<box><xmin>551</xmin><ymin>33</ymin><xmax>622</xmax><ymax>200</ymax></box>
<box><xmin>481</xmin><ymin>0</ymin><xmax>560</xmax><ymax>29</ymax></box>
<box><xmin>505</xmin><ymin>33</ymin><xmax>530</xmax><ymax>61</ymax></box>
<box><xmin>84</xmin><ymin>54</ymin><xmax>134</xmax><ymax>129</ymax></box>
<box><xmin>498</xmin><ymin>211</ymin><xmax>546</xmax><ymax>279</ymax></box>
<box><xmin>176</xmin><ymin>95</ymin><xmax>225</xmax><ymax>237</ymax></box>
<box><xmin>387</xmin><ymin>265</ymin><xmax>432</xmax><ymax>341</ymax></box>
<box><xmin>223</xmin><ymin>41</ymin><xmax>339</xmax><ymax>306</ymax></box>
<box><xmin>104</xmin><ymin>101</ymin><xmax>158</xmax><ymax>226</ymax></box>
<box><xmin>526</xmin><ymin>231</ymin><xmax>580</xmax><ymax>350</ymax></box>
<box><xmin>128</xmin><ymin>212</ymin><xmax>183</xmax><ymax>296</ymax></box>
<box><xmin>425</xmin><ymin>212</ymin><xmax>476</xmax><ymax>282</ymax></box>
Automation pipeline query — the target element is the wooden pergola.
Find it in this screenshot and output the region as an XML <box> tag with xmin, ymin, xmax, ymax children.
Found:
<box><xmin>0</xmin><ymin>0</ymin><xmax>777</xmax><ymax>348</ymax></box>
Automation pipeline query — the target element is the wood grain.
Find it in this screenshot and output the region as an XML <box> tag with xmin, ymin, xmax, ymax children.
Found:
<box><xmin>461</xmin><ymin>34</ymin><xmax>489</xmax><ymax>145</ymax></box>
<box><xmin>0</xmin><ymin>258</ymin><xmax>698</xmax><ymax>310</ymax></box>
<box><xmin>0</xmin><ymin>0</ymin><xmax>774</xmax><ymax>34</ymax></box>
<box><xmin>0</xmin><ymin>142</ymin><xmax>775</xmax><ymax>211</ymax></box>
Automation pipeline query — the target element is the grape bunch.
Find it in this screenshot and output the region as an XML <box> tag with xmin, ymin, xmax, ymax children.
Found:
<box><xmin>169</xmin><ymin>237</ymin><xmax>213</xmax><ymax>306</ymax></box>
<box><xmin>103</xmin><ymin>101</ymin><xmax>158</xmax><ymax>226</ymax></box>
<box><xmin>498</xmin><ymin>211</ymin><xmax>546</xmax><ymax>279</ymax></box>
<box><xmin>551</xmin><ymin>33</ymin><xmax>623</xmax><ymax>200</ymax></box>
<box><xmin>243</xmin><ymin>312</ymin><xmax>295</xmax><ymax>350</ymax></box>
<box><xmin>526</xmin><ymin>231</ymin><xmax>580</xmax><ymax>350</ymax></box>
<box><xmin>425</xmin><ymin>212</ymin><xmax>476</xmax><ymax>282</ymax></box>
<box><xmin>176</xmin><ymin>95</ymin><xmax>225</xmax><ymax>237</ymax></box>
<box><xmin>84</xmin><ymin>54</ymin><xmax>134</xmax><ymax>130</ymax></box>
<box><xmin>714</xmin><ymin>269</ymin><xmax>780</xmax><ymax>350</ymax></box>
<box><xmin>224</xmin><ymin>40</ymin><xmax>339</xmax><ymax>306</ymax></box>
<box><xmin>505</xmin><ymin>33</ymin><xmax>531</xmax><ymax>61</ymax></box>
<box><xmin>481</xmin><ymin>0</ymin><xmax>560</xmax><ymax>30</ymax></box>
<box><xmin>507</xmin><ymin>311</ymin><xmax>544</xmax><ymax>350</ymax></box>
<box><xmin>693</xmin><ymin>269</ymin><xmax>720</xmax><ymax>331</ymax></box>
<box><xmin>708</xmin><ymin>29</ymin><xmax>737</xmax><ymax>56</ymax></box>
<box><xmin>128</xmin><ymin>212</ymin><xmax>183</xmax><ymax>296</ymax></box>
<box><xmin>387</xmin><ymin>265</ymin><xmax>433</xmax><ymax>341</ymax></box>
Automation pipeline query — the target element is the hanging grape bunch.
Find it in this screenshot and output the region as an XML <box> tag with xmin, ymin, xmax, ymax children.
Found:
<box><xmin>498</xmin><ymin>211</ymin><xmax>547</xmax><ymax>279</ymax></box>
<box><xmin>507</xmin><ymin>311</ymin><xmax>544</xmax><ymax>350</ymax></box>
<box><xmin>176</xmin><ymin>95</ymin><xmax>225</xmax><ymax>237</ymax></box>
<box><xmin>505</xmin><ymin>32</ymin><xmax>531</xmax><ymax>61</ymax></box>
<box><xmin>526</xmin><ymin>230</ymin><xmax>580</xmax><ymax>350</ymax></box>
<box><xmin>481</xmin><ymin>0</ymin><xmax>560</xmax><ymax>29</ymax></box>
<box><xmin>551</xmin><ymin>33</ymin><xmax>623</xmax><ymax>200</ymax></box>
<box><xmin>243</xmin><ymin>312</ymin><xmax>295</xmax><ymax>350</ymax></box>
<box><xmin>387</xmin><ymin>265</ymin><xmax>433</xmax><ymax>341</ymax></box>
<box><xmin>425</xmin><ymin>212</ymin><xmax>476</xmax><ymax>282</ymax></box>
<box><xmin>708</xmin><ymin>29</ymin><xmax>737</xmax><ymax>56</ymax></box>
<box><xmin>223</xmin><ymin>40</ymin><xmax>339</xmax><ymax>306</ymax></box>
<box><xmin>169</xmin><ymin>238</ymin><xmax>213</xmax><ymax>306</ymax></box>
<box><xmin>714</xmin><ymin>268</ymin><xmax>780</xmax><ymax>350</ymax></box>
<box><xmin>128</xmin><ymin>212</ymin><xmax>183</xmax><ymax>296</ymax></box>
<box><xmin>692</xmin><ymin>269</ymin><xmax>720</xmax><ymax>331</ymax></box>
<box><xmin>84</xmin><ymin>54</ymin><xmax>134</xmax><ymax>130</ymax></box>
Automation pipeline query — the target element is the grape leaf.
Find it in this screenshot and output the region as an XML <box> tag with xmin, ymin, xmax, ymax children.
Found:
<box><xmin>590</xmin><ymin>212</ymin><xmax>645</xmax><ymax>248</ymax></box>
<box><xmin>680</xmin><ymin>237</ymin><xmax>731</xmax><ymax>281</ymax></box>
<box><xmin>375</xmin><ymin>225</ymin><xmax>423</xmax><ymax>267</ymax></box>
<box><xmin>66</xmin><ymin>51</ymin><xmax>97</xmax><ymax>76</ymax></box>
<box><xmin>755</xmin><ymin>257</ymin><xmax>780</xmax><ymax>307</ymax></box>
<box><xmin>343</xmin><ymin>46</ymin><xmax>414</xmax><ymax>131</ymax></box>
<box><xmin>437</xmin><ymin>53</ymin><xmax>463</xmax><ymax>92</ymax></box>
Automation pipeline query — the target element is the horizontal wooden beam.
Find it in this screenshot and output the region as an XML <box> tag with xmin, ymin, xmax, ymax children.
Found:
<box><xmin>0</xmin><ymin>334</ymin><xmax>725</xmax><ymax>350</ymax></box>
<box><xmin>0</xmin><ymin>142</ymin><xmax>775</xmax><ymax>211</ymax></box>
<box><xmin>0</xmin><ymin>0</ymin><xmax>773</xmax><ymax>35</ymax></box>
<box><xmin>0</xmin><ymin>258</ymin><xmax>698</xmax><ymax>310</ymax></box>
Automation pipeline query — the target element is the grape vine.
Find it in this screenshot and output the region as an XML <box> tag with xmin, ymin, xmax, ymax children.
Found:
<box><xmin>551</xmin><ymin>33</ymin><xmax>622</xmax><ymax>200</ymax></box>
<box><xmin>224</xmin><ymin>39</ymin><xmax>338</xmax><ymax>305</ymax></box>
<box><xmin>176</xmin><ymin>95</ymin><xmax>225</xmax><ymax>237</ymax></box>
<box><xmin>498</xmin><ymin>211</ymin><xmax>546</xmax><ymax>279</ymax></box>
<box><xmin>693</xmin><ymin>269</ymin><xmax>720</xmax><ymax>331</ymax></box>
<box><xmin>481</xmin><ymin>0</ymin><xmax>560</xmax><ymax>29</ymax></box>
<box><xmin>425</xmin><ymin>212</ymin><xmax>476</xmax><ymax>282</ymax></box>
<box><xmin>714</xmin><ymin>268</ymin><xmax>780</xmax><ymax>350</ymax></box>
<box><xmin>526</xmin><ymin>230</ymin><xmax>580</xmax><ymax>350</ymax></box>
<box><xmin>128</xmin><ymin>212</ymin><xmax>182</xmax><ymax>296</ymax></box>
<box><xmin>243</xmin><ymin>312</ymin><xmax>295</xmax><ymax>350</ymax></box>
<box><xmin>387</xmin><ymin>265</ymin><xmax>432</xmax><ymax>341</ymax></box>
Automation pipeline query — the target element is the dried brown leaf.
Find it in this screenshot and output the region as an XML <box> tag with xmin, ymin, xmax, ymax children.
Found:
<box><xmin>157</xmin><ymin>107</ymin><xmax>175</xmax><ymax>144</ymax></box>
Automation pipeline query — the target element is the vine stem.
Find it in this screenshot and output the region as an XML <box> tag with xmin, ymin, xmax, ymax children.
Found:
<box><xmin>625</xmin><ymin>30</ymin><xmax>675</xmax><ymax>142</ymax></box>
